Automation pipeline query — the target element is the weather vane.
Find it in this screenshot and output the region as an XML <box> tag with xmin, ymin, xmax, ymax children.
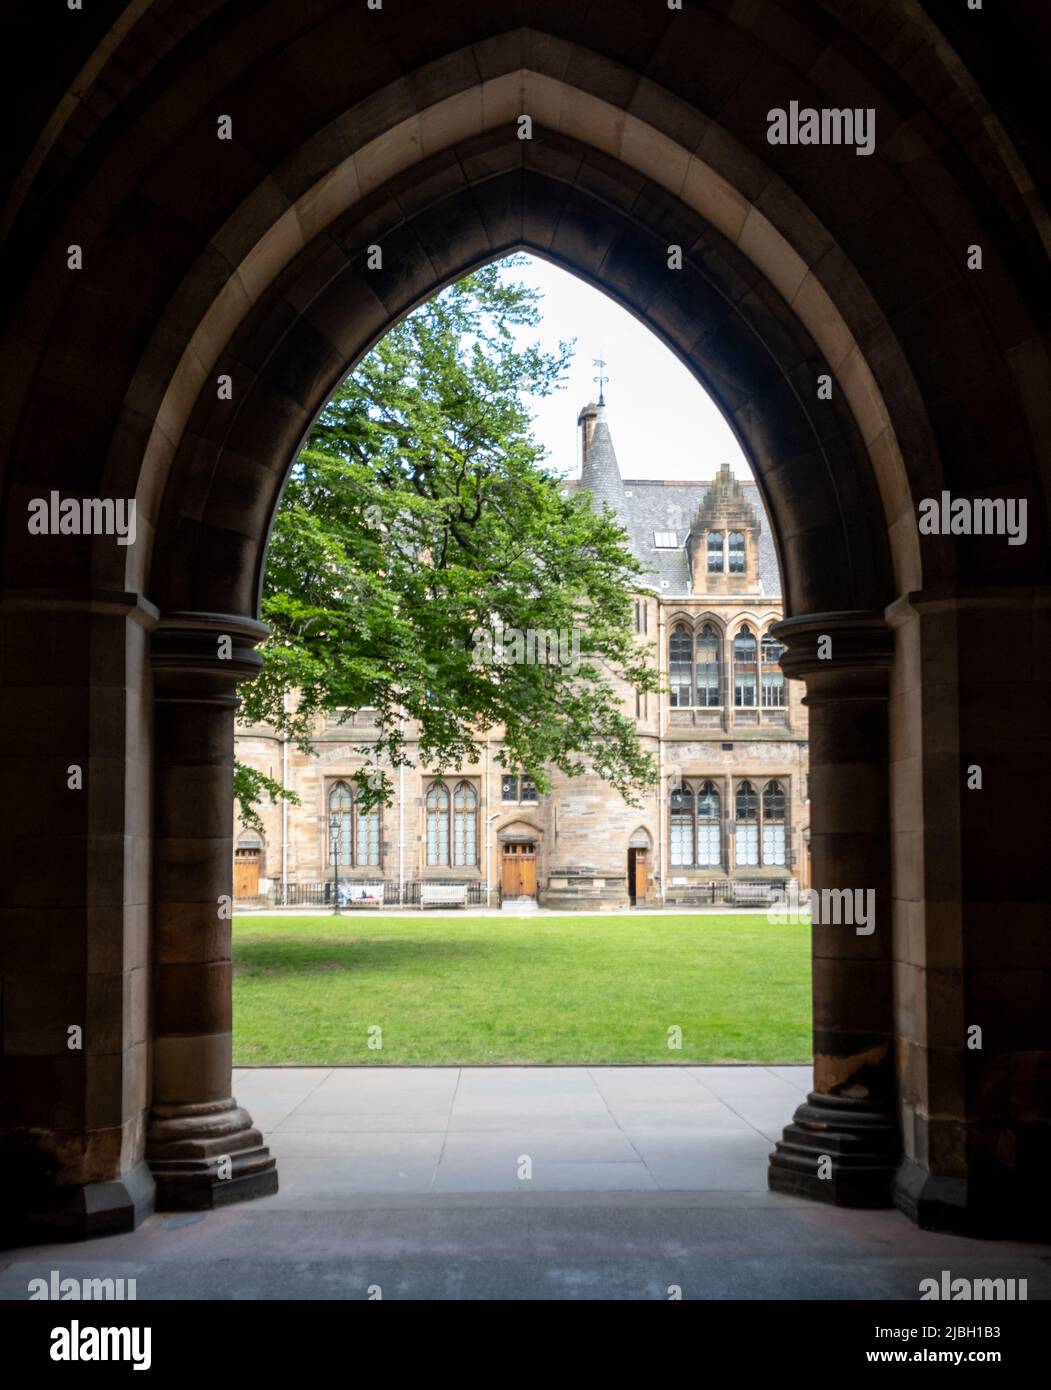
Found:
<box><xmin>592</xmin><ymin>354</ymin><xmax>608</xmax><ymax>405</ymax></box>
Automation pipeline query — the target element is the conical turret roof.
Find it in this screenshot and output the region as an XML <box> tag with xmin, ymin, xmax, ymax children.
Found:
<box><xmin>579</xmin><ymin>405</ymin><xmax>634</xmax><ymax>540</ymax></box>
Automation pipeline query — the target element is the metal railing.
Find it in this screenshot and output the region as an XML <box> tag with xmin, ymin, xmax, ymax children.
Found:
<box><xmin>238</xmin><ymin>878</ymin><xmax>788</xmax><ymax>909</ymax></box>
<box><xmin>252</xmin><ymin>879</ymin><xmax>489</xmax><ymax>908</ymax></box>
<box><xmin>664</xmin><ymin>879</ymin><xmax>789</xmax><ymax>905</ymax></box>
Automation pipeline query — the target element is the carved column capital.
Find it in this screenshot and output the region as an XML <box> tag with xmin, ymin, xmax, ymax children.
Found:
<box><xmin>150</xmin><ymin>610</ymin><xmax>269</xmax><ymax>704</ymax></box>
<box><xmin>771</xmin><ymin>610</ymin><xmax>894</xmax><ymax>701</ymax></box>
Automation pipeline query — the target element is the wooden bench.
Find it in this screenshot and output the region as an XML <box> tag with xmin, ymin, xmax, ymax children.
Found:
<box><xmin>732</xmin><ymin>882</ymin><xmax>773</xmax><ymax>905</ymax></box>
<box><xmin>419</xmin><ymin>884</ymin><xmax>468</xmax><ymax>909</ymax></box>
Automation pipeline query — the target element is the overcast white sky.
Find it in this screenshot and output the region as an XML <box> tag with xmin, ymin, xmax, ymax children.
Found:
<box><xmin>506</xmin><ymin>253</ymin><xmax>752</xmax><ymax>482</ymax></box>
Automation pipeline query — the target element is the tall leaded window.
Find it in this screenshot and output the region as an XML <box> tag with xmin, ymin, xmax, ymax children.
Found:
<box><xmin>762</xmin><ymin>781</ymin><xmax>787</xmax><ymax>866</ymax></box>
<box><xmin>670</xmin><ymin>785</ymin><xmax>695</xmax><ymax>867</ymax></box>
<box><xmin>707</xmin><ymin>531</ymin><xmax>724</xmax><ymax>573</ymax></box>
<box><xmin>728</xmin><ymin>531</ymin><xmax>746</xmax><ymax>573</ymax></box>
<box><xmin>501</xmin><ymin>774</ymin><xmax>519</xmax><ymax>802</ymax></box>
<box><xmin>453</xmin><ymin>781</ymin><xmax>478</xmax><ymax>866</ymax></box>
<box><xmin>669</xmin><ymin>624</ymin><xmax>693</xmax><ymax>707</ymax></box>
<box><xmin>426</xmin><ymin>781</ymin><xmax>450</xmax><ymax>866</ymax></box>
<box><xmin>735</xmin><ymin>780</ymin><xmax>759</xmax><ymax>866</ymax></box>
<box><xmin>520</xmin><ymin>776</ymin><xmax>538</xmax><ymax>803</ymax></box>
<box><xmin>761</xmin><ymin>633</ymin><xmax>786</xmax><ymax>708</ymax></box>
<box><xmin>329</xmin><ymin>781</ymin><xmax>353</xmax><ymax>866</ymax></box>
<box><xmin>355</xmin><ymin>786</ymin><xmax>381</xmax><ymax>866</ymax></box>
<box><xmin>697</xmin><ymin>780</ymin><xmax>721</xmax><ymax>867</ymax></box>
<box><xmin>696</xmin><ymin>624</ymin><xmax>721</xmax><ymax>707</ymax></box>
<box><xmin>734</xmin><ymin>625</ymin><xmax>758</xmax><ymax>706</ymax></box>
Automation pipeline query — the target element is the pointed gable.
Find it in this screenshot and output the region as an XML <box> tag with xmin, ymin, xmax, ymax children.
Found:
<box><xmin>691</xmin><ymin>462</ymin><xmax>759</xmax><ymax>534</ymax></box>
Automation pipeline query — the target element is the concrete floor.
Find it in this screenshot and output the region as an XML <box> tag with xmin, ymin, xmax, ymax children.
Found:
<box><xmin>3</xmin><ymin>1066</ymin><xmax>1049</xmax><ymax>1300</ymax></box>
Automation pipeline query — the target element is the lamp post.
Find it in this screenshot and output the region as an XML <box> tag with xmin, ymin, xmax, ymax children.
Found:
<box><xmin>330</xmin><ymin>811</ymin><xmax>342</xmax><ymax>915</ymax></box>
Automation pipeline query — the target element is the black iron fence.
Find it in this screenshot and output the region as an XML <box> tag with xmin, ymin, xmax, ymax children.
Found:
<box><xmin>248</xmin><ymin>879</ymin><xmax>490</xmax><ymax>908</ymax></box>
<box><xmin>663</xmin><ymin>879</ymin><xmax>790</xmax><ymax>906</ymax></box>
<box><xmin>237</xmin><ymin>878</ymin><xmax>788</xmax><ymax>909</ymax></box>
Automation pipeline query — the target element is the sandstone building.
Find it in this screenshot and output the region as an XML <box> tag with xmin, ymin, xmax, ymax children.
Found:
<box><xmin>233</xmin><ymin>400</ymin><xmax>809</xmax><ymax>909</ymax></box>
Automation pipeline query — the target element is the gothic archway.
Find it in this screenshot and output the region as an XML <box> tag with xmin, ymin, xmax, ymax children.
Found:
<box><xmin>2</xmin><ymin>4</ymin><xmax>1047</xmax><ymax>1241</ymax></box>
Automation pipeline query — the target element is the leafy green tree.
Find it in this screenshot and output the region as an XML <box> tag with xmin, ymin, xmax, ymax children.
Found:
<box><xmin>235</xmin><ymin>258</ymin><xmax>660</xmax><ymax>827</ymax></box>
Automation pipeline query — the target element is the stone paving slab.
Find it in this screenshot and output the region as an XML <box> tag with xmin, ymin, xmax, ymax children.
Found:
<box><xmin>240</xmin><ymin>1064</ymin><xmax>808</xmax><ymax>1192</ymax></box>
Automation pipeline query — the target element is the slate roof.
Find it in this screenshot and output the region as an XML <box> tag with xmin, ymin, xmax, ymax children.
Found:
<box><xmin>562</xmin><ymin>409</ymin><xmax>781</xmax><ymax>599</ymax></box>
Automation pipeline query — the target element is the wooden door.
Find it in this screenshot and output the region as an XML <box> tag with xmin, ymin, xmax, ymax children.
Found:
<box><xmin>501</xmin><ymin>843</ymin><xmax>537</xmax><ymax>898</ymax></box>
<box><xmin>234</xmin><ymin>853</ymin><xmax>260</xmax><ymax>898</ymax></box>
<box><xmin>634</xmin><ymin>849</ymin><xmax>648</xmax><ymax>903</ymax></box>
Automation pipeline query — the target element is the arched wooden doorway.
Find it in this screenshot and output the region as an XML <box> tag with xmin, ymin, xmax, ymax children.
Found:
<box><xmin>627</xmin><ymin>828</ymin><xmax>653</xmax><ymax>906</ymax></box>
<box><xmin>233</xmin><ymin>834</ymin><xmax>264</xmax><ymax>901</ymax></box>
<box><xmin>501</xmin><ymin>843</ymin><xmax>538</xmax><ymax>901</ymax></box>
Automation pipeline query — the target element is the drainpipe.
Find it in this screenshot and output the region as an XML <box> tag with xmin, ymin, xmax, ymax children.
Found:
<box><xmin>398</xmin><ymin>714</ymin><xmax>405</xmax><ymax>908</ymax></box>
<box><xmin>484</xmin><ymin>732</ymin><xmax>491</xmax><ymax>906</ymax></box>
<box><xmin>281</xmin><ymin>690</ymin><xmax>289</xmax><ymax>903</ymax></box>
<box><xmin>657</xmin><ymin>596</ymin><xmax>666</xmax><ymax>905</ymax></box>
<box><xmin>486</xmin><ymin>812</ymin><xmax>501</xmax><ymax>908</ymax></box>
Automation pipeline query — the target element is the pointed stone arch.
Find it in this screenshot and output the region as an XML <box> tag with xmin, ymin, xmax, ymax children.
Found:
<box><xmin>1</xmin><ymin>4</ymin><xmax>1048</xmax><ymax>1242</ymax></box>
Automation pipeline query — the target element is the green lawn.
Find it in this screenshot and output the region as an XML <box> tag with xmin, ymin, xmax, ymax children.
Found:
<box><xmin>232</xmin><ymin>913</ymin><xmax>811</xmax><ymax>1066</ymax></box>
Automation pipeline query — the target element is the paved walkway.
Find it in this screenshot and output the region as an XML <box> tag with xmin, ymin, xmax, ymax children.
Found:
<box><xmin>4</xmin><ymin>1067</ymin><xmax>1049</xmax><ymax>1300</ymax></box>
<box><xmin>238</xmin><ymin>1064</ymin><xmax>808</xmax><ymax>1200</ymax></box>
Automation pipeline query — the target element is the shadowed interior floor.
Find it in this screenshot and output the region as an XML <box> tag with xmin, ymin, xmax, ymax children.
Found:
<box><xmin>3</xmin><ymin>1068</ymin><xmax>1048</xmax><ymax>1300</ymax></box>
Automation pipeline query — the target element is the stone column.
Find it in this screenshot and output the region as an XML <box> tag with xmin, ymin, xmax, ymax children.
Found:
<box><xmin>767</xmin><ymin>611</ymin><xmax>900</xmax><ymax>1207</ymax></box>
<box><xmin>145</xmin><ymin>613</ymin><xmax>277</xmax><ymax>1209</ymax></box>
<box><xmin>1</xmin><ymin>591</ymin><xmax>157</xmax><ymax>1241</ymax></box>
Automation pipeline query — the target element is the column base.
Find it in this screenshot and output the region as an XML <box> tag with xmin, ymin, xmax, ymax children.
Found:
<box><xmin>146</xmin><ymin>1098</ymin><xmax>278</xmax><ymax>1211</ymax></box>
<box><xmin>768</xmin><ymin>1091</ymin><xmax>900</xmax><ymax>1208</ymax></box>
<box><xmin>2</xmin><ymin>1160</ymin><xmax>156</xmax><ymax>1247</ymax></box>
<box><xmin>894</xmin><ymin>1157</ymin><xmax>1051</xmax><ymax>1240</ymax></box>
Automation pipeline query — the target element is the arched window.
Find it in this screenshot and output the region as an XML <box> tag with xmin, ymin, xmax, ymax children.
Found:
<box><xmin>426</xmin><ymin>781</ymin><xmax>450</xmax><ymax>865</ymax></box>
<box><xmin>733</xmin><ymin>625</ymin><xmax>757</xmax><ymax>706</ymax></box>
<box><xmin>355</xmin><ymin>784</ymin><xmax>381</xmax><ymax>867</ymax></box>
<box><xmin>670</xmin><ymin>784</ymin><xmax>695</xmax><ymax>866</ymax></box>
<box><xmin>695</xmin><ymin>624</ymin><xmax>721</xmax><ymax>707</ymax></box>
<box><xmin>453</xmin><ymin>781</ymin><xmax>478</xmax><ymax>866</ymax></box>
<box><xmin>735</xmin><ymin>780</ymin><xmax>759</xmax><ymax>866</ymax></box>
<box><xmin>728</xmin><ymin>531</ymin><xmax>746</xmax><ymax>573</ymax></box>
<box><xmin>669</xmin><ymin>623</ymin><xmax>693</xmax><ymax>707</ymax></box>
<box><xmin>328</xmin><ymin>781</ymin><xmax>354</xmax><ymax>866</ymax></box>
<box><xmin>697</xmin><ymin>780</ymin><xmax>721</xmax><ymax>867</ymax></box>
<box><xmin>707</xmin><ymin>531</ymin><xmax>724</xmax><ymax>573</ymax></box>
<box><xmin>762</xmin><ymin>781</ymin><xmax>787</xmax><ymax>866</ymax></box>
<box><xmin>761</xmin><ymin>633</ymin><xmax>786</xmax><ymax>708</ymax></box>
